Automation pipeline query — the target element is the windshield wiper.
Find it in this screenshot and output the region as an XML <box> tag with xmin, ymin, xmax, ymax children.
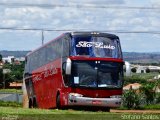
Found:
<box><xmin>79</xmin><ymin>84</ymin><xmax>96</xmax><ymax>87</ymax></box>
<box><xmin>98</xmin><ymin>84</ymin><xmax>119</xmax><ymax>88</ymax></box>
<box><xmin>106</xmin><ymin>85</ymin><xmax>119</xmax><ymax>88</ymax></box>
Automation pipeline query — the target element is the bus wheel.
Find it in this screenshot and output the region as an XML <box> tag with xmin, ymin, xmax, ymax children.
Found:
<box><xmin>104</xmin><ymin>107</ymin><xmax>110</xmax><ymax>112</ymax></box>
<box><xmin>29</xmin><ymin>99</ymin><xmax>33</xmax><ymax>108</ymax></box>
<box><xmin>56</xmin><ymin>94</ymin><xmax>61</xmax><ymax>109</ymax></box>
<box><xmin>33</xmin><ymin>98</ymin><xmax>37</xmax><ymax>108</ymax></box>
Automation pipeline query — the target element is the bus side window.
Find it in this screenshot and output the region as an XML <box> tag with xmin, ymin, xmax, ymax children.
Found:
<box><xmin>24</xmin><ymin>56</ymin><xmax>30</xmax><ymax>76</ymax></box>
<box><xmin>46</xmin><ymin>44</ymin><xmax>53</xmax><ymax>62</ymax></box>
<box><xmin>39</xmin><ymin>48</ymin><xmax>46</xmax><ymax>66</ymax></box>
<box><xmin>62</xmin><ymin>35</ymin><xmax>70</xmax><ymax>58</ymax></box>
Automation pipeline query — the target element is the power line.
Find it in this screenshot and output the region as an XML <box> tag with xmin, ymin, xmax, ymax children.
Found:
<box><xmin>0</xmin><ymin>27</ymin><xmax>160</xmax><ymax>34</ymax></box>
<box><xmin>0</xmin><ymin>2</ymin><xmax>160</xmax><ymax>10</ymax></box>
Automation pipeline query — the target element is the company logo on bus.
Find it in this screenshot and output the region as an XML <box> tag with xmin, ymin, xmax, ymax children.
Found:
<box><xmin>76</xmin><ymin>41</ymin><xmax>115</xmax><ymax>50</ymax></box>
<box><xmin>33</xmin><ymin>65</ymin><xmax>58</xmax><ymax>83</ymax></box>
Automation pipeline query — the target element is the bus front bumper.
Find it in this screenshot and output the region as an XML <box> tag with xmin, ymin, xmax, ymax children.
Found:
<box><xmin>68</xmin><ymin>93</ymin><xmax>122</xmax><ymax>107</ymax></box>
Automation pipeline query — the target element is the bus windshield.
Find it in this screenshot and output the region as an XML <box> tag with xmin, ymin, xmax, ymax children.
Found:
<box><xmin>71</xmin><ymin>36</ymin><xmax>122</xmax><ymax>58</ymax></box>
<box><xmin>71</xmin><ymin>61</ymin><xmax>123</xmax><ymax>88</ymax></box>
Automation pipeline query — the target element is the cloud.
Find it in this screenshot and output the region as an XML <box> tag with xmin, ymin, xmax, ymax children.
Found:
<box><xmin>150</xmin><ymin>0</ymin><xmax>160</xmax><ymax>7</ymax></box>
<box><xmin>0</xmin><ymin>0</ymin><xmax>124</xmax><ymax>5</ymax></box>
<box><xmin>0</xmin><ymin>0</ymin><xmax>159</xmax><ymax>52</ymax></box>
<box><xmin>0</xmin><ymin>31</ymin><xmax>42</xmax><ymax>50</ymax></box>
<box><xmin>129</xmin><ymin>18</ymin><xmax>144</xmax><ymax>25</ymax></box>
<box><xmin>1</xmin><ymin>20</ymin><xmax>20</xmax><ymax>27</ymax></box>
<box><xmin>67</xmin><ymin>0</ymin><xmax>124</xmax><ymax>5</ymax></box>
<box><xmin>149</xmin><ymin>17</ymin><xmax>160</xmax><ymax>27</ymax></box>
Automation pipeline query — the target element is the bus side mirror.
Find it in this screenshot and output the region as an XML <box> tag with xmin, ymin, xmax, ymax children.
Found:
<box><xmin>125</xmin><ymin>61</ymin><xmax>131</xmax><ymax>76</ymax></box>
<box><xmin>66</xmin><ymin>58</ymin><xmax>72</xmax><ymax>75</ymax></box>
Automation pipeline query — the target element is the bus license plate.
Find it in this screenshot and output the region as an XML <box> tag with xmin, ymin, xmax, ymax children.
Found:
<box><xmin>92</xmin><ymin>100</ymin><xmax>102</xmax><ymax>105</ymax></box>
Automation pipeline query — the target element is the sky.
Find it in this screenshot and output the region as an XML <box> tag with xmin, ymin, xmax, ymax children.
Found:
<box><xmin>0</xmin><ymin>0</ymin><xmax>160</xmax><ymax>52</ymax></box>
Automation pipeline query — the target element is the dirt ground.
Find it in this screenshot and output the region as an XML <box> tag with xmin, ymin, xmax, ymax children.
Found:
<box><xmin>111</xmin><ymin>109</ymin><xmax>160</xmax><ymax>113</ymax></box>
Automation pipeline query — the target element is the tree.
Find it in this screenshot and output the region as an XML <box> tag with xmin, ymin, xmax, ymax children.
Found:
<box><xmin>3</xmin><ymin>62</ymin><xmax>24</xmax><ymax>82</ymax></box>
<box><xmin>4</xmin><ymin>72</ymin><xmax>15</xmax><ymax>88</ymax></box>
<box><xmin>156</xmin><ymin>93</ymin><xmax>160</xmax><ymax>104</ymax></box>
<box><xmin>0</xmin><ymin>54</ymin><xmax>2</xmax><ymax>62</ymax></box>
<box><xmin>123</xmin><ymin>87</ymin><xmax>141</xmax><ymax>109</ymax></box>
<box><xmin>140</xmin><ymin>83</ymin><xmax>155</xmax><ymax>105</ymax></box>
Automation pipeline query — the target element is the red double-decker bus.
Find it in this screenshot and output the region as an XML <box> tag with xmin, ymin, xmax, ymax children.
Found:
<box><xmin>23</xmin><ymin>32</ymin><xmax>124</xmax><ymax>110</ymax></box>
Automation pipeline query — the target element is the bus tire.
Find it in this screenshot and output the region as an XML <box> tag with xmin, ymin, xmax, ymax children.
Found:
<box><xmin>29</xmin><ymin>99</ymin><xmax>33</xmax><ymax>108</ymax></box>
<box><xmin>105</xmin><ymin>107</ymin><xmax>110</xmax><ymax>112</ymax></box>
<box><xmin>56</xmin><ymin>94</ymin><xmax>61</xmax><ymax>109</ymax></box>
<box><xmin>33</xmin><ymin>97</ymin><xmax>37</xmax><ymax>108</ymax></box>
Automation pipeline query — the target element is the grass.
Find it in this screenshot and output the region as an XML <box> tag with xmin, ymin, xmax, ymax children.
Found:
<box><xmin>0</xmin><ymin>100</ymin><xmax>159</xmax><ymax>120</ymax></box>
<box><xmin>131</xmin><ymin>72</ymin><xmax>159</xmax><ymax>80</ymax></box>
<box><xmin>0</xmin><ymin>107</ymin><xmax>121</xmax><ymax>120</ymax></box>
<box><xmin>117</xmin><ymin>104</ymin><xmax>160</xmax><ymax>110</ymax></box>
<box><xmin>143</xmin><ymin>104</ymin><xmax>160</xmax><ymax>110</ymax></box>
<box><xmin>0</xmin><ymin>89</ymin><xmax>23</xmax><ymax>94</ymax></box>
<box><xmin>0</xmin><ymin>101</ymin><xmax>120</xmax><ymax>120</ymax></box>
<box><xmin>0</xmin><ymin>101</ymin><xmax>22</xmax><ymax>107</ymax></box>
<box><xmin>0</xmin><ymin>107</ymin><xmax>159</xmax><ymax>120</ymax></box>
<box><xmin>124</xmin><ymin>72</ymin><xmax>160</xmax><ymax>85</ymax></box>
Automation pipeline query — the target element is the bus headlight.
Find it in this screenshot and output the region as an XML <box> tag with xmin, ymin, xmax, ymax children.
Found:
<box><xmin>69</xmin><ymin>93</ymin><xmax>83</xmax><ymax>97</ymax></box>
<box><xmin>69</xmin><ymin>93</ymin><xmax>83</xmax><ymax>103</ymax></box>
<box><xmin>110</xmin><ymin>95</ymin><xmax>122</xmax><ymax>98</ymax></box>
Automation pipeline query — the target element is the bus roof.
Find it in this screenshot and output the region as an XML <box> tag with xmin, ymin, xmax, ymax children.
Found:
<box><xmin>26</xmin><ymin>32</ymin><xmax>119</xmax><ymax>57</ymax></box>
<box><xmin>71</xmin><ymin>31</ymin><xmax>119</xmax><ymax>39</ymax></box>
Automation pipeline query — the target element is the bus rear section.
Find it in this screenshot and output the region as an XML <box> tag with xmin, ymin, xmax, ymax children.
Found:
<box><xmin>23</xmin><ymin>32</ymin><xmax>124</xmax><ymax>110</ymax></box>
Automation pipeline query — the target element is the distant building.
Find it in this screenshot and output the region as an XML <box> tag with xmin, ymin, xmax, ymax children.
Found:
<box><xmin>14</xmin><ymin>57</ymin><xmax>25</xmax><ymax>65</ymax></box>
<box><xmin>148</xmin><ymin>66</ymin><xmax>160</xmax><ymax>72</ymax></box>
<box><xmin>2</xmin><ymin>56</ymin><xmax>25</xmax><ymax>64</ymax></box>
<box><xmin>131</xmin><ymin>65</ymin><xmax>160</xmax><ymax>73</ymax></box>
<box><xmin>136</xmin><ymin>66</ymin><xmax>147</xmax><ymax>73</ymax></box>
<box><xmin>9</xmin><ymin>82</ymin><xmax>22</xmax><ymax>89</ymax></box>
<box><xmin>2</xmin><ymin>56</ymin><xmax>15</xmax><ymax>64</ymax></box>
<box><xmin>15</xmin><ymin>57</ymin><xmax>25</xmax><ymax>62</ymax></box>
<box><xmin>14</xmin><ymin>60</ymin><xmax>21</xmax><ymax>65</ymax></box>
<box><xmin>123</xmin><ymin>83</ymin><xmax>142</xmax><ymax>90</ymax></box>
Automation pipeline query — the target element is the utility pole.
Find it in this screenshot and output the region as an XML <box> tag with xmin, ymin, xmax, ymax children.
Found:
<box><xmin>42</xmin><ymin>30</ymin><xmax>44</xmax><ymax>45</ymax></box>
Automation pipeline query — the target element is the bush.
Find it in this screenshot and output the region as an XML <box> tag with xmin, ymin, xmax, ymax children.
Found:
<box><xmin>155</xmin><ymin>93</ymin><xmax>160</xmax><ymax>104</ymax></box>
<box><xmin>123</xmin><ymin>89</ymin><xmax>141</xmax><ymax>109</ymax></box>
<box><xmin>140</xmin><ymin>83</ymin><xmax>156</xmax><ymax>105</ymax></box>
